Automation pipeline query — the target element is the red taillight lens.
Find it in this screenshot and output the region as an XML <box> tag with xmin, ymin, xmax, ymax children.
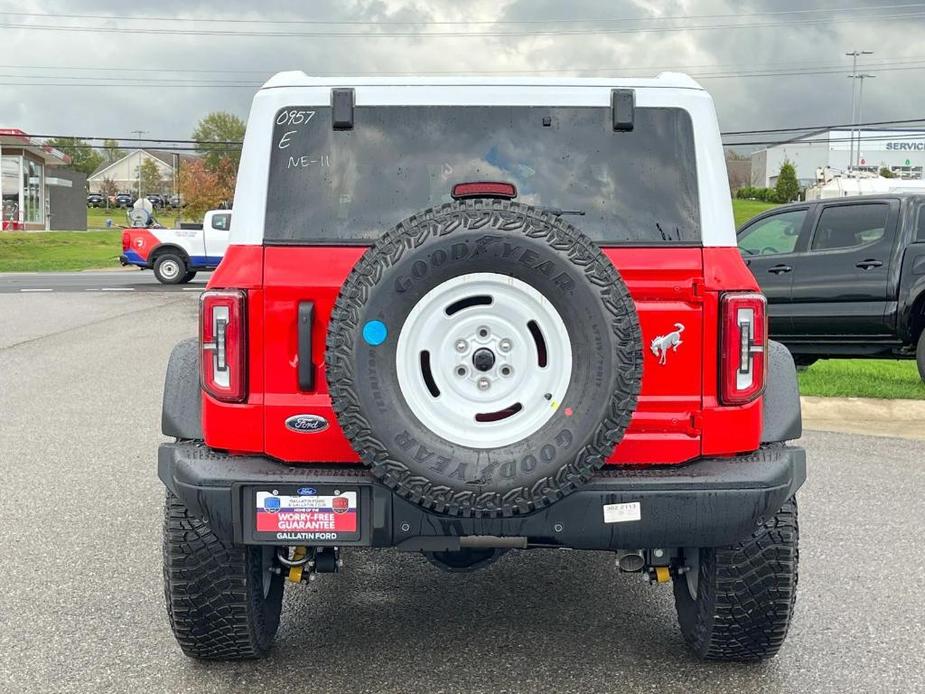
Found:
<box><xmin>720</xmin><ymin>292</ymin><xmax>767</xmax><ymax>406</ymax></box>
<box><xmin>451</xmin><ymin>181</ymin><xmax>517</xmax><ymax>200</ymax></box>
<box><xmin>200</xmin><ymin>289</ymin><xmax>247</xmax><ymax>403</ymax></box>
<box><xmin>121</xmin><ymin>232</ymin><xmax>130</xmax><ymax>251</ymax></box>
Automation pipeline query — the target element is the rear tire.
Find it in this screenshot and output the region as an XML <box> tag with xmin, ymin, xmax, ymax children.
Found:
<box><xmin>673</xmin><ymin>497</ymin><xmax>799</xmax><ymax>661</ymax></box>
<box><xmin>163</xmin><ymin>491</ymin><xmax>284</xmax><ymax>660</ymax></box>
<box><xmin>916</xmin><ymin>331</ymin><xmax>925</xmax><ymax>383</ymax></box>
<box><xmin>153</xmin><ymin>253</ymin><xmax>187</xmax><ymax>285</ymax></box>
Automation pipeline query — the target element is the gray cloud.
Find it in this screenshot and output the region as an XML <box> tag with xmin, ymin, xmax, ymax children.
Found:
<box><xmin>2</xmin><ymin>0</ymin><xmax>923</xmax><ymax>145</ymax></box>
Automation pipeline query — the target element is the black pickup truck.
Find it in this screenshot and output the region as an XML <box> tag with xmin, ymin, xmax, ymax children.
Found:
<box><xmin>737</xmin><ymin>194</ymin><xmax>925</xmax><ymax>381</ymax></box>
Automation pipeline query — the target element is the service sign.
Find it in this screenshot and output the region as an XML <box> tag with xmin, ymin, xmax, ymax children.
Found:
<box><xmin>253</xmin><ymin>490</ymin><xmax>360</xmax><ymax>543</ymax></box>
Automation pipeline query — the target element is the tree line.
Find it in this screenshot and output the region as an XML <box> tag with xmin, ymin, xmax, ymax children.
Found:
<box><xmin>46</xmin><ymin>111</ymin><xmax>245</xmax><ymax>222</ymax></box>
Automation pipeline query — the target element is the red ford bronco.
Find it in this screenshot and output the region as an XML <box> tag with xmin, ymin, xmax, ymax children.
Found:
<box><xmin>159</xmin><ymin>72</ymin><xmax>805</xmax><ymax>662</ymax></box>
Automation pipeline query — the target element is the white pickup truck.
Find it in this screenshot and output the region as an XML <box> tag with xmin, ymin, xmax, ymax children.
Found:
<box><xmin>120</xmin><ymin>209</ymin><xmax>231</xmax><ymax>283</ymax></box>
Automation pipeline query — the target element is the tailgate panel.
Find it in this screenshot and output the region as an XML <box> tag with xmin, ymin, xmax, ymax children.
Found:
<box><xmin>262</xmin><ymin>246</ymin><xmax>704</xmax><ymax>465</ymax></box>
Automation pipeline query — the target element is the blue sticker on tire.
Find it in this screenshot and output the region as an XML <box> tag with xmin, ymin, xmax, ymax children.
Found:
<box><xmin>363</xmin><ymin>320</ymin><xmax>388</xmax><ymax>346</ymax></box>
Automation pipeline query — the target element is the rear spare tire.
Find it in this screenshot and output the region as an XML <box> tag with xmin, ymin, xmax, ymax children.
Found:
<box><xmin>326</xmin><ymin>200</ymin><xmax>642</xmax><ymax>517</ymax></box>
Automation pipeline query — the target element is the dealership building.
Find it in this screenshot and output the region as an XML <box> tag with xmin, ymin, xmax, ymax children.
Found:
<box><xmin>750</xmin><ymin>129</ymin><xmax>925</xmax><ymax>188</ymax></box>
<box><xmin>1</xmin><ymin>128</ymin><xmax>86</xmax><ymax>231</ymax></box>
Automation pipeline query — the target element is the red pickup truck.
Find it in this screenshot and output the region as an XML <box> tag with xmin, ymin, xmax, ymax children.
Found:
<box><xmin>158</xmin><ymin>72</ymin><xmax>805</xmax><ymax>662</ymax></box>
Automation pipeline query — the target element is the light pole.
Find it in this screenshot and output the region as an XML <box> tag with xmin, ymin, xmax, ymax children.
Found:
<box><xmin>845</xmin><ymin>50</ymin><xmax>872</xmax><ymax>173</ymax></box>
<box><xmin>130</xmin><ymin>129</ymin><xmax>148</xmax><ymax>199</ymax></box>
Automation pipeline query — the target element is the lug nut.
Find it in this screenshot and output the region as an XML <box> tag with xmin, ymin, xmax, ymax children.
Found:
<box><xmin>499</xmin><ymin>338</ymin><xmax>512</xmax><ymax>353</ymax></box>
<box><xmin>477</xmin><ymin>377</ymin><xmax>491</xmax><ymax>391</ymax></box>
<box><xmin>455</xmin><ymin>339</ymin><xmax>468</xmax><ymax>352</ymax></box>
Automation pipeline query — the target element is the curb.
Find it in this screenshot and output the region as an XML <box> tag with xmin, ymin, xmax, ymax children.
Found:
<box><xmin>801</xmin><ymin>396</ymin><xmax>925</xmax><ymax>441</ymax></box>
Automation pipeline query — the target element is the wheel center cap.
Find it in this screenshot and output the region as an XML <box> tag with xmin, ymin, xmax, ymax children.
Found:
<box><xmin>472</xmin><ymin>348</ymin><xmax>496</xmax><ymax>372</ymax></box>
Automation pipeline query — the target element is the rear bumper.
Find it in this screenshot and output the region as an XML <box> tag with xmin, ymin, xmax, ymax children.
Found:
<box><xmin>119</xmin><ymin>253</ymin><xmax>148</xmax><ymax>268</ymax></box>
<box><xmin>158</xmin><ymin>442</ymin><xmax>805</xmax><ymax>550</ymax></box>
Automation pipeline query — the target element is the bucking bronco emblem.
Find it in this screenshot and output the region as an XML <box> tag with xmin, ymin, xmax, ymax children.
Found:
<box><xmin>650</xmin><ymin>323</ymin><xmax>685</xmax><ymax>365</ymax></box>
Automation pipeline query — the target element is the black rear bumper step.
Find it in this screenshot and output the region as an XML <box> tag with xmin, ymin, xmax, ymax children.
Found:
<box><xmin>158</xmin><ymin>443</ymin><xmax>806</xmax><ymax>550</ymax></box>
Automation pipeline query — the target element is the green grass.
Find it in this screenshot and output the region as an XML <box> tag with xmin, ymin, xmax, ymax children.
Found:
<box><xmin>799</xmin><ymin>359</ymin><xmax>925</xmax><ymax>400</ymax></box>
<box><xmin>87</xmin><ymin>207</ymin><xmax>182</xmax><ymax>229</ymax></box>
<box><xmin>0</xmin><ymin>231</ymin><xmax>123</xmax><ymax>272</ymax></box>
<box><xmin>731</xmin><ymin>199</ymin><xmax>779</xmax><ymax>228</ymax></box>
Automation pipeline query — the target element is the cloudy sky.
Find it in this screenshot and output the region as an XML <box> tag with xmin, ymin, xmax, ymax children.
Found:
<box><xmin>2</xmin><ymin>0</ymin><xmax>925</xmax><ymax>149</ymax></box>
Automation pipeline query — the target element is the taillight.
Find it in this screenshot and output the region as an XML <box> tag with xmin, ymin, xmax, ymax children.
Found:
<box><xmin>720</xmin><ymin>292</ymin><xmax>767</xmax><ymax>406</ymax></box>
<box><xmin>121</xmin><ymin>232</ymin><xmax>130</xmax><ymax>251</ymax></box>
<box><xmin>200</xmin><ymin>289</ymin><xmax>247</xmax><ymax>403</ymax></box>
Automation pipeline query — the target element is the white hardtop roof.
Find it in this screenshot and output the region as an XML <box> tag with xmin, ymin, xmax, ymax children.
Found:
<box><xmin>261</xmin><ymin>71</ymin><xmax>704</xmax><ymax>91</ymax></box>
<box><xmin>232</xmin><ymin>70</ymin><xmax>735</xmax><ymax>247</ymax></box>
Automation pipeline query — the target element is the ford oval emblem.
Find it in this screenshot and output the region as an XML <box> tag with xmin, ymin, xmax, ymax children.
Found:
<box><xmin>285</xmin><ymin>414</ymin><xmax>329</xmax><ymax>434</ymax></box>
<box><xmin>297</xmin><ymin>487</ymin><xmax>317</xmax><ymax>496</ymax></box>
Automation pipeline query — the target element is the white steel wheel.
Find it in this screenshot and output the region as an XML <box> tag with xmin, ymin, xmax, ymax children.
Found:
<box><xmin>156</xmin><ymin>256</ymin><xmax>182</xmax><ymax>282</ymax></box>
<box><xmin>396</xmin><ymin>272</ymin><xmax>572</xmax><ymax>448</ymax></box>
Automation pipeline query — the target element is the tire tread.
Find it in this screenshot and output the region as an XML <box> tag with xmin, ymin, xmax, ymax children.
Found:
<box><xmin>674</xmin><ymin>498</ymin><xmax>799</xmax><ymax>661</ymax></box>
<box><xmin>162</xmin><ymin>492</ymin><xmax>282</xmax><ymax>660</ymax></box>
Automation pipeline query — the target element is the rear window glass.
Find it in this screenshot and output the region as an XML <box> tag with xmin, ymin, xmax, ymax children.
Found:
<box><xmin>265</xmin><ymin>105</ymin><xmax>700</xmax><ymax>245</ymax></box>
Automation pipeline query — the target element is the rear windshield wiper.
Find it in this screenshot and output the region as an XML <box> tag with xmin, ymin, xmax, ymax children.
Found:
<box><xmin>537</xmin><ymin>206</ymin><xmax>586</xmax><ymax>217</ymax></box>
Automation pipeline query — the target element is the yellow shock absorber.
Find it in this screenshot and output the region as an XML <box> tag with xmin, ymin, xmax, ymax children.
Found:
<box><xmin>654</xmin><ymin>566</ymin><xmax>670</xmax><ymax>584</ymax></box>
<box><xmin>287</xmin><ymin>546</ymin><xmax>308</xmax><ymax>583</ymax></box>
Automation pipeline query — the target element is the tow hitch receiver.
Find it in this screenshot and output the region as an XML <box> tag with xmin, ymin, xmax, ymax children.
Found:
<box><xmin>275</xmin><ymin>546</ymin><xmax>342</xmax><ymax>583</ymax></box>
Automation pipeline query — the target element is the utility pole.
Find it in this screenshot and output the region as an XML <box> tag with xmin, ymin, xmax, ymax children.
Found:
<box><xmin>852</xmin><ymin>73</ymin><xmax>876</xmax><ymax>170</ymax></box>
<box><xmin>845</xmin><ymin>50</ymin><xmax>872</xmax><ymax>174</ymax></box>
<box><xmin>130</xmin><ymin>129</ymin><xmax>149</xmax><ymax>199</ymax></box>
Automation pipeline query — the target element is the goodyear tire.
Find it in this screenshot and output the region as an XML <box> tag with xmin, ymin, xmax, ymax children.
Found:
<box><xmin>673</xmin><ymin>497</ymin><xmax>799</xmax><ymax>661</ymax></box>
<box><xmin>163</xmin><ymin>492</ymin><xmax>284</xmax><ymax>660</ymax></box>
<box><xmin>326</xmin><ymin>200</ymin><xmax>642</xmax><ymax>517</ymax></box>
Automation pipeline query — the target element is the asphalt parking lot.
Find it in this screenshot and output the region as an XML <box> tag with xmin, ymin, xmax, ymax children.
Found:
<box><xmin>1</xmin><ymin>292</ymin><xmax>923</xmax><ymax>694</ymax></box>
<box><xmin>0</xmin><ymin>269</ymin><xmax>212</xmax><ymax>294</ymax></box>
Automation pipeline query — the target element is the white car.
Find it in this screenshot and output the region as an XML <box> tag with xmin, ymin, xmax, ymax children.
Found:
<box><xmin>120</xmin><ymin>209</ymin><xmax>231</xmax><ymax>284</ymax></box>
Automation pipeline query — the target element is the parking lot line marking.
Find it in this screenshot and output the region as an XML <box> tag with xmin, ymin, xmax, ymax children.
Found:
<box><xmin>182</xmin><ymin>287</ymin><xmax>204</xmax><ymax>291</ymax></box>
<box><xmin>100</xmin><ymin>287</ymin><xmax>134</xmax><ymax>292</ymax></box>
<box><xmin>20</xmin><ymin>288</ymin><xmax>53</xmax><ymax>292</ymax></box>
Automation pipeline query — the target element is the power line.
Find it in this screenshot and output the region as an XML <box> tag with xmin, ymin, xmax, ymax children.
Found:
<box><xmin>7</xmin><ymin>53</ymin><xmax>925</xmax><ymax>86</ymax></box>
<box><xmin>2</xmin><ymin>4</ymin><xmax>923</xmax><ymax>26</ymax></box>
<box><xmin>7</xmin><ymin>60</ymin><xmax>925</xmax><ymax>88</ymax></box>
<box><xmin>722</xmin><ymin>117</ymin><xmax>925</xmax><ymax>136</ymax></box>
<box><xmin>3</xmin><ymin>11</ymin><xmax>925</xmax><ymax>39</ymax></box>
<box><xmin>722</xmin><ymin>132</ymin><xmax>925</xmax><ymax>147</ymax></box>
<box><xmin>9</xmin><ymin>53</ymin><xmax>925</xmax><ymax>77</ymax></box>
<box><xmin>25</xmin><ymin>117</ymin><xmax>925</xmax><ymax>150</ymax></box>
<box><xmin>33</xmin><ymin>134</ymin><xmax>242</xmax><ymax>145</ymax></box>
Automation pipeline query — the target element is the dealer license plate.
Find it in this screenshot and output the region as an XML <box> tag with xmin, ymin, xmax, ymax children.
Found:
<box><xmin>251</xmin><ymin>487</ymin><xmax>361</xmax><ymax>544</ymax></box>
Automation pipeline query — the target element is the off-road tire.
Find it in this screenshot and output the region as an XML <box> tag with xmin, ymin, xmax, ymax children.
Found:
<box><xmin>916</xmin><ymin>330</ymin><xmax>925</xmax><ymax>383</ymax></box>
<box><xmin>153</xmin><ymin>253</ymin><xmax>187</xmax><ymax>285</ymax></box>
<box><xmin>673</xmin><ymin>497</ymin><xmax>799</xmax><ymax>661</ymax></box>
<box><xmin>326</xmin><ymin>199</ymin><xmax>642</xmax><ymax>518</ymax></box>
<box><xmin>163</xmin><ymin>491</ymin><xmax>284</xmax><ymax>660</ymax></box>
